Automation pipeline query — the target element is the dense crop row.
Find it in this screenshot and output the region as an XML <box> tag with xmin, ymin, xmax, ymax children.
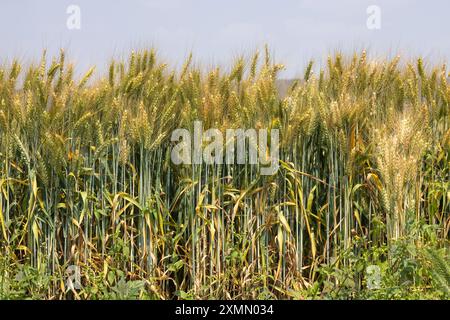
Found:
<box><xmin>0</xmin><ymin>48</ymin><xmax>448</xmax><ymax>299</ymax></box>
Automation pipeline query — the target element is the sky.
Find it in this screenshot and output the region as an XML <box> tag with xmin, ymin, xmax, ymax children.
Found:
<box><xmin>0</xmin><ymin>0</ymin><xmax>449</xmax><ymax>78</ymax></box>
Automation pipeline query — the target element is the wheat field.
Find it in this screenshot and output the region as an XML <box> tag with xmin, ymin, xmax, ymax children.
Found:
<box><xmin>0</xmin><ymin>48</ymin><xmax>448</xmax><ymax>299</ymax></box>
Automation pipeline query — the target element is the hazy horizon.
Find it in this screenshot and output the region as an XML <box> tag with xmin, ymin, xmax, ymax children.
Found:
<box><xmin>1</xmin><ymin>0</ymin><xmax>449</xmax><ymax>78</ymax></box>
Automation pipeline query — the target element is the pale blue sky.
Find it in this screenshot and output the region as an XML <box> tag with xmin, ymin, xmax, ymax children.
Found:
<box><xmin>0</xmin><ymin>0</ymin><xmax>449</xmax><ymax>78</ymax></box>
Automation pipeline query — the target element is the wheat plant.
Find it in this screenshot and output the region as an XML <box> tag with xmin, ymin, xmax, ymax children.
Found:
<box><xmin>0</xmin><ymin>49</ymin><xmax>448</xmax><ymax>299</ymax></box>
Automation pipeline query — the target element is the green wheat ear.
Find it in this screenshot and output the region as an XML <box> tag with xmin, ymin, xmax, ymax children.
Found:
<box><xmin>424</xmin><ymin>248</ymin><xmax>450</xmax><ymax>295</ymax></box>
